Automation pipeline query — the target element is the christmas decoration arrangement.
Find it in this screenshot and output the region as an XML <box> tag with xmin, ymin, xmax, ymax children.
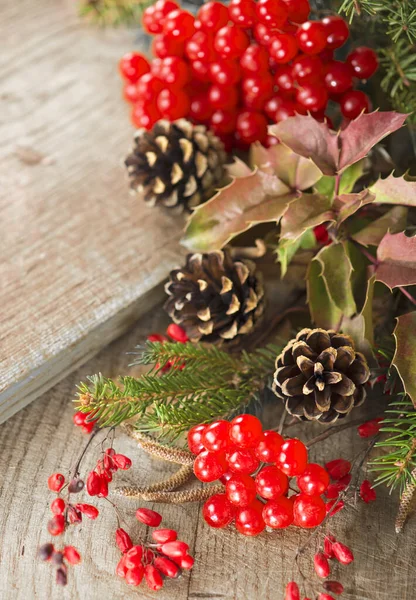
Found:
<box><xmin>40</xmin><ymin>0</ymin><xmax>416</xmax><ymax>597</ymax></box>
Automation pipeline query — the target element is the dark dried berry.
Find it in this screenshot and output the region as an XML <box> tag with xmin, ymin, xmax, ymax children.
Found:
<box><xmin>323</xmin><ymin>581</ymin><xmax>344</xmax><ymax>594</ymax></box>
<box><xmin>68</xmin><ymin>478</ymin><xmax>85</xmax><ymax>494</ymax></box>
<box><xmin>38</xmin><ymin>543</ymin><xmax>55</xmax><ymax>561</ymax></box>
<box><xmin>56</xmin><ymin>567</ymin><xmax>68</xmax><ymax>586</ymax></box>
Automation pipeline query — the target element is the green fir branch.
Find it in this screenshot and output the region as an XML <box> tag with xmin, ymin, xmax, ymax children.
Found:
<box><xmin>79</xmin><ymin>0</ymin><xmax>151</xmax><ymax>26</ymax></box>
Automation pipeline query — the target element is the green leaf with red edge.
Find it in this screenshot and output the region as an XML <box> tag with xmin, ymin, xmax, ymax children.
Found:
<box><xmin>334</xmin><ymin>189</ymin><xmax>376</xmax><ymax>225</ymax></box>
<box><xmin>370</xmin><ymin>173</ymin><xmax>416</xmax><ymax>207</ymax></box>
<box><xmin>182</xmin><ymin>169</ymin><xmax>297</xmax><ymax>251</ymax></box>
<box><xmin>314</xmin><ymin>242</ymin><xmax>357</xmax><ymax>317</ymax></box>
<box><xmin>375</xmin><ymin>231</ymin><xmax>416</xmax><ymax>289</ymax></box>
<box><xmin>351</xmin><ymin>206</ymin><xmax>408</xmax><ymax>247</ymax></box>
<box><xmin>392</xmin><ymin>311</ymin><xmax>416</xmax><ymax>406</ymax></box>
<box><xmin>306</xmin><ymin>259</ymin><xmax>343</xmax><ymax>330</ymax></box>
<box><xmin>279</xmin><ymin>193</ymin><xmax>334</xmax><ymax>241</ymax></box>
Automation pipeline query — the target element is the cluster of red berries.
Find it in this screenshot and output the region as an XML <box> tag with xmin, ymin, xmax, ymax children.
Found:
<box><xmin>147</xmin><ymin>323</ymin><xmax>189</xmax><ymax>372</ymax></box>
<box><xmin>72</xmin><ymin>409</ymin><xmax>97</xmax><ymax>434</ymax></box>
<box><xmin>86</xmin><ymin>447</ymin><xmax>132</xmax><ymax>498</ymax></box>
<box><xmin>188</xmin><ymin>414</ymin><xmax>333</xmax><ymax>536</ymax></box>
<box><xmin>115</xmin><ymin>507</ymin><xmax>194</xmax><ymax>590</ymax></box>
<box><xmin>118</xmin><ymin>0</ymin><xmax>378</xmax><ymax>150</ymax></box>
<box><xmin>38</xmin><ymin>543</ymin><xmax>81</xmax><ymax>586</ymax></box>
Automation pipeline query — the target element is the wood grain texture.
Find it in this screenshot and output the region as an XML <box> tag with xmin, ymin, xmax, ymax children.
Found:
<box><xmin>0</xmin><ymin>304</ymin><xmax>415</xmax><ymax>600</ymax></box>
<box><xmin>0</xmin><ymin>0</ymin><xmax>186</xmax><ymax>423</ymax></box>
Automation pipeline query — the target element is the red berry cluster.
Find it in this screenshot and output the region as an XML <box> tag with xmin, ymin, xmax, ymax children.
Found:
<box><xmin>147</xmin><ymin>323</ymin><xmax>189</xmax><ymax>372</ymax></box>
<box><xmin>86</xmin><ymin>447</ymin><xmax>132</xmax><ymax>498</ymax></box>
<box><xmin>188</xmin><ymin>415</ymin><xmax>331</xmax><ymax>536</ymax></box>
<box><xmin>118</xmin><ymin>0</ymin><xmax>378</xmax><ymax>150</ymax></box>
<box><xmin>72</xmin><ymin>410</ymin><xmax>97</xmax><ymax>434</ymax></box>
<box><xmin>115</xmin><ymin>508</ymin><xmax>194</xmax><ymax>590</ymax></box>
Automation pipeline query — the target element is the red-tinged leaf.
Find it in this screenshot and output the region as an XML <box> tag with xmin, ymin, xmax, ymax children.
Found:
<box><xmin>338</xmin><ymin>111</ymin><xmax>408</xmax><ymax>172</ymax></box>
<box><xmin>314</xmin><ymin>242</ymin><xmax>357</xmax><ymax>317</ymax></box>
<box><xmin>371</xmin><ymin>172</ymin><xmax>416</xmax><ymax>207</ymax></box>
<box><xmin>250</xmin><ymin>141</ymin><xmax>322</xmax><ymax>190</ymax></box>
<box><xmin>280</xmin><ymin>193</ymin><xmax>334</xmax><ymax>241</ymax></box>
<box><xmin>227</xmin><ymin>156</ymin><xmax>252</xmax><ymax>178</ymax></box>
<box><xmin>271</xmin><ymin>116</ymin><xmax>340</xmax><ymax>176</ymax></box>
<box><xmin>392</xmin><ymin>311</ymin><xmax>416</xmax><ymax>406</ymax></box>
<box><xmin>351</xmin><ymin>206</ymin><xmax>408</xmax><ymax>247</ymax></box>
<box><xmin>334</xmin><ymin>189</ymin><xmax>375</xmax><ymax>224</ymax></box>
<box><xmin>375</xmin><ymin>232</ymin><xmax>416</xmax><ymax>289</ymax></box>
<box><xmin>182</xmin><ymin>169</ymin><xmax>297</xmax><ymax>251</ymax></box>
<box><xmin>307</xmin><ymin>260</ymin><xmax>343</xmax><ymax>330</ymax></box>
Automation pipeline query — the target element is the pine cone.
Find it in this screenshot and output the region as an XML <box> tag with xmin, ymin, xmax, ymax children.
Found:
<box><xmin>164</xmin><ymin>250</ymin><xmax>265</xmax><ymax>344</ymax></box>
<box><xmin>125</xmin><ymin>119</ymin><xmax>227</xmax><ymax>212</ymax></box>
<box><xmin>273</xmin><ymin>328</ymin><xmax>370</xmax><ymax>424</ymax></box>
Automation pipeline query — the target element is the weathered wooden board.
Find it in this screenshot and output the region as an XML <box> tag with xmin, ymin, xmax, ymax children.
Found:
<box><xmin>0</xmin><ymin>0</ymin><xmax>187</xmax><ymax>423</ymax></box>
<box><xmin>0</xmin><ymin>305</ymin><xmax>415</xmax><ymax>600</ymax></box>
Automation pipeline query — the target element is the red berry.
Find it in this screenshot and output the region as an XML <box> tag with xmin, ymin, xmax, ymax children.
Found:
<box><xmin>160</xmin><ymin>56</ymin><xmax>191</xmax><ymax>87</ymax></box>
<box><xmin>235</xmin><ymin>499</ymin><xmax>265</xmax><ymax>536</ymax></box>
<box><xmin>264</xmin><ymin>96</ymin><xmax>296</xmax><ymax>122</ymax></box>
<box><xmin>202</xmin><ymin>420</ymin><xmax>232</xmax><ymax>452</ymax></box>
<box><xmin>214</xmin><ymin>25</ymin><xmax>250</xmax><ymax>59</ymax></box>
<box><xmin>297</xmin><ymin>463</ymin><xmax>330</xmax><ymax>495</ymax></box>
<box><xmin>296</xmin><ymin>83</ymin><xmax>328</xmax><ymax>112</ymax></box>
<box><xmin>269</xmin><ymin>34</ymin><xmax>298</xmax><ymax>64</ymax></box>
<box><xmin>210</xmin><ymin>60</ymin><xmax>242</xmax><ymax>85</ymax></box>
<box><xmin>157</xmin><ymin>88</ymin><xmax>190</xmax><ymax>120</ymax></box>
<box><xmin>262</xmin><ymin>496</ymin><xmax>294</xmax><ymax>529</ymax></box>
<box><xmin>63</xmin><ymin>546</ymin><xmax>81</xmax><ymax>565</ymax></box>
<box><xmin>347</xmin><ymin>46</ymin><xmax>379</xmax><ymax>79</ymax></box>
<box><xmin>209</xmin><ymin>84</ymin><xmax>239</xmax><ymax>110</ymax></box>
<box><xmin>324</xmin><ymin>534</ymin><xmax>336</xmax><ymax>558</ymax></box>
<box><xmin>324</xmin><ymin>61</ymin><xmax>353</xmax><ymax>95</ymax></box>
<box><xmin>163</xmin><ymin>9</ymin><xmax>195</xmax><ymax>41</ymax></box>
<box><xmin>325</xmin><ymin>481</ymin><xmax>347</xmax><ymax>499</ymax></box>
<box><xmin>318</xmin><ymin>595</ymin><xmax>336</xmax><ymax>600</ymax></box>
<box><xmin>323</xmin><ymin>581</ymin><xmax>344</xmax><ymax>595</ymax></box>
<box><xmin>179</xmin><ymin>554</ymin><xmax>194</xmax><ymax>570</ymax></box>
<box><xmin>72</xmin><ymin>410</ymin><xmax>95</xmax><ymax>433</ymax></box>
<box><xmin>282</xmin><ymin>0</ymin><xmax>310</xmax><ymax>23</ymax></box>
<box><xmin>197</xmin><ymin>1</ymin><xmax>229</xmax><ymax>32</ymax></box>
<box><xmin>292</xmin><ymin>55</ymin><xmax>324</xmax><ymax>84</ymax></box>
<box><xmin>186</xmin><ymin>31</ymin><xmax>216</xmax><ymax>62</ymax></box>
<box><xmin>203</xmin><ymin>493</ymin><xmax>235</xmax><ymax>528</ymax></box>
<box><xmin>229</xmin><ymin>0</ymin><xmax>256</xmax><ymax>29</ymax></box>
<box><xmin>189</xmin><ymin>94</ymin><xmax>213</xmax><ymax>122</ymax></box>
<box><xmin>161</xmin><ymin>540</ymin><xmax>189</xmax><ymax>558</ymax></box>
<box><xmin>332</xmin><ymin>541</ymin><xmax>354</xmax><ymax>565</ymax></box>
<box><xmin>229</xmin><ymin>414</ymin><xmax>263</xmax><ymax>448</ymax></box>
<box><xmin>357</xmin><ymin>417</ymin><xmax>383</xmax><ymax>438</ymax></box>
<box><xmin>326</xmin><ymin>499</ymin><xmax>345</xmax><ymax>516</ymax></box>
<box><xmin>112</xmin><ymin>454</ymin><xmax>132</xmax><ymax>470</ymax></box>
<box><xmin>236</xmin><ymin>110</ymin><xmax>268</xmax><ymax>144</ymax></box>
<box><xmin>256</xmin><ymin>0</ymin><xmax>288</xmax><ymax>28</ymax></box>
<box><xmin>147</xmin><ymin>0</ymin><xmax>179</xmax><ymax>32</ymax></box>
<box><xmin>226</xmin><ymin>473</ymin><xmax>257</xmax><ymax>507</ymax></box>
<box><xmin>210</xmin><ymin>109</ymin><xmax>238</xmax><ymax>135</ymax></box>
<box><xmin>293</xmin><ymin>494</ymin><xmax>326</xmax><ymax>528</ymax></box>
<box><xmin>322</xmin><ymin>15</ymin><xmax>349</xmax><ymax>49</ymax></box>
<box><xmin>67</xmin><ymin>505</ymin><xmax>82</xmax><ymax>524</ymax></box>
<box><xmin>47</xmin><ymin>515</ymin><xmax>65</xmax><ymax>536</ymax></box>
<box><xmin>296</xmin><ymin>21</ymin><xmax>327</xmax><ymax>55</ymax></box>
<box><xmin>154</xmin><ymin>556</ymin><xmax>180</xmax><ymax>578</ymax></box>
<box><xmin>253</xmin><ymin>22</ymin><xmax>275</xmax><ymax>46</ymax></box>
<box><xmin>125</xmin><ymin>545</ymin><xmax>144</xmax><ymax>569</ymax></box>
<box><xmin>240</xmin><ymin>44</ymin><xmax>269</xmax><ymax>73</ymax></box>
<box><xmin>278</xmin><ymin>439</ymin><xmax>308</xmax><ymax>476</ymax></box>
<box><xmin>325</xmin><ymin>459</ymin><xmax>351</xmax><ymax>480</ymax></box>
<box><xmin>255</xmin><ymin>466</ymin><xmax>288</xmax><ymax>500</ymax></box>
<box><xmin>166</xmin><ymin>323</ymin><xmax>188</xmax><ymax>342</ymax></box>
<box><xmin>360</xmin><ymin>479</ymin><xmax>376</xmax><ymax>503</ymax></box>
<box><xmin>188</xmin><ymin>424</ymin><xmax>207</xmax><ymax>455</ymax></box>
<box><xmin>227</xmin><ymin>447</ymin><xmax>259</xmax><ymax>474</ymax></box>
<box><xmin>125</xmin><ymin>565</ymin><xmax>144</xmax><ymax>586</ymax></box>
<box><xmin>194</xmin><ymin>450</ymin><xmax>228</xmax><ymax>482</ymax></box>
<box><xmin>136</xmin><ymin>507</ymin><xmax>162</xmax><ymax>527</ymax></box>
<box><xmin>314</xmin><ymin>552</ymin><xmax>330</xmax><ymax>578</ymax></box>
<box><xmin>242</xmin><ymin>74</ymin><xmax>274</xmax><ymax>110</ymax></box>
<box><xmin>152</xmin><ymin>34</ymin><xmax>185</xmax><ymax>59</ymax></box>
<box><xmin>285</xmin><ymin>581</ymin><xmax>300</xmax><ymax>600</ymax></box>
<box><xmin>255</xmin><ymin>430</ymin><xmax>284</xmax><ymax>463</ymax></box>
<box><xmin>48</xmin><ymin>473</ymin><xmax>65</xmax><ymax>493</ymax></box>
<box><xmin>136</xmin><ymin>73</ymin><xmax>164</xmax><ymax>102</ymax></box>
<box><xmin>50</xmin><ymin>498</ymin><xmax>66</xmax><ymax>515</ymax></box>
<box><xmin>123</xmin><ymin>83</ymin><xmax>140</xmax><ymax>104</ymax></box>
<box><xmin>340</xmin><ymin>90</ymin><xmax>371</xmax><ymax>120</ymax></box>
<box><xmin>116</xmin><ymin>555</ymin><xmax>128</xmax><ymax>578</ymax></box>
<box><xmin>116</xmin><ymin>528</ymin><xmax>133</xmax><ymax>553</ymax></box>
<box><xmin>119</xmin><ymin>53</ymin><xmax>150</xmax><ymax>83</ymax></box>
<box><xmin>152</xmin><ymin>529</ymin><xmax>177</xmax><ymax>544</ymax></box>
<box><xmin>75</xmin><ymin>503</ymin><xmax>99</xmax><ymax>519</ymax></box>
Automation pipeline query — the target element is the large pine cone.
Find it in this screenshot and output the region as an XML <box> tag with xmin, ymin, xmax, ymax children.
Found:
<box><xmin>125</xmin><ymin>119</ymin><xmax>227</xmax><ymax>212</ymax></box>
<box><xmin>273</xmin><ymin>328</ymin><xmax>370</xmax><ymax>424</ymax></box>
<box><xmin>164</xmin><ymin>250</ymin><xmax>265</xmax><ymax>344</ymax></box>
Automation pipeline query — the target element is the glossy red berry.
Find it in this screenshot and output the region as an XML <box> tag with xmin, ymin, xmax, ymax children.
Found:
<box><xmin>274</xmin><ymin>66</ymin><xmax>296</xmax><ymax>97</ymax></box>
<box><xmin>278</xmin><ymin>439</ymin><xmax>308</xmax><ymax>476</ymax></box>
<box><xmin>157</xmin><ymin>88</ymin><xmax>190</xmax><ymax>120</ymax></box>
<box><xmin>282</xmin><ymin>0</ymin><xmax>310</xmax><ymax>23</ymax></box>
<box><xmin>235</xmin><ymin>499</ymin><xmax>265</xmax><ymax>536</ymax></box>
<box><xmin>332</xmin><ymin>541</ymin><xmax>354</xmax><ymax>565</ymax></box>
<box><xmin>297</xmin><ymin>463</ymin><xmax>330</xmax><ymax>495</ymax></box>
<box><xmin>179</xmin><ymin>554</ymin><xmax>194</xmax><ymax>569</ymax></box>
<box><xmin>125</xmin><ymin>545</ymin><xmax>144</xmax><ymax>569</ymax></box>
<box><xmin>160</xmin><ymin>56</ymin><xmax>191</xmax><ymax>87</ymax></box>
<box><xmin>50</xmin><ymin>498</ymin><xmax>66</xmax><ymax>515</ymax></box>
<box><xmin>48</xmin><ymin>473</ymin><xmax>65</xmax><ymax>493</ymax></box>
<box><xmin>152</xmin><ymin>34</ymin><xmax>185</xmax><ymax>59</ymax></box>
<box><xmin>125</xmin><ymin>565</ymin><xmax>144</xmax><ymax>586</ymax></box>
<box><xmin>293</xmin><ymin>494</ymin><xmax>326</xmax><ymax>528</ymax></box>
<box><xmin>163</xmin><ymin>10</ymin><xmax>195</xmax><ymax>41</ymax></box>
<box><xmin>166</xmin><ymin>323</ymin><xmax>188</xmax><ymax>342</ymax></box>
<box><xmin>292</xmin><ymin>55</ymin><xmax>324</xmax><ymax>84</ymax></box>
<box><xmin>144</xmin><ymin>565</ymin><xmax>164</xmax><ymax>591</ymax></box>
<box><xmin>253</xmin><ymin>22</ymin><xmax>275</xmax><ymax>46</ymax></box>
<box><xmin>262</xmin><ymin>496</ymin><xmax>294</xmax><ymax>529</ymax></box>
<box><xmin>209</xmin><ymin>84</ymin><xmax>239</xmax><ymax>110</ymax></box>
<box><xmin>47</xmin><ymin>514</ymin><xmax>65</xmax><ymax>536</ymax></box>
<box><xmin>186</xmin><ymin>31</ymin><xmax>216</xmax><ymax>62</ymax></box>
<box><xmin>324</xmin><ymin>535</ymin><xmax>336</xmax><ymax>558</ymax></box>
<box><xmin>152</xmin><ymin>529</ymin><xmax>177</xmax><ymax>544</ymax></box>
<box><xmin>296</xmin><ymin>21</ymin><xmax>327</xmax><ymax>55</ymax></box>
<box><xmin>255</xmin><ymin>466</ymin><xmax>288</xmax><ymax>500</ymax></box>
<box><xmin>116</xmin><ymin>528</ymin><xmax>133</xmax><ymax>553</ymax></box>
<box><xmin>285</xmin><ymin>581</ymin><xmax>300</xmax><ymax>600</ymax></box>
<box><xmin>214</xmin><ymin>25</ymin><xmax>250</xmax><ymax>59</ymax></box>
<box><xmin>202</xmin><ymin>420</ymin><xmax>232</xmax><ymax>452</ymax></box>
<box><xmin>161</xmin><ymin>540</ymin><xmax>189</xmax><ymax>558</ymax></box>
<box><xmin>154</xmin><ymin>556</ymin><xmax>180</xmax><ymax>578</ymax></box>
<box><xmin>229</xmin><ymin>414</ymin><xmax>263</xmax><ymax>448</ymax></box>
<box><xmin>210</xmin><ymin>60</ymin><xmax>242</xmax><ymax>85</ymax></box>
<box><xmin>64</xmin><ymin>546</ymin><xmax>81</xmax><ymax>565</ymax></box>
<box><xmin>226</xmin><ymin>473</ymin><xmax>257</xmax><ymax>507</ymax></box>
<box><xmin>325</xmin><ymin>459</ymin><xmax>351</xmax><ymax>480</ymax></box>
<box><xmin>75</xmin><ymin>503</ymin><xmax>99</xmax><ymax>519</ymax></box>
<box><xmin>357</xmin><ymin>418</ymin><xmax>383</xmax><ymax>438</ymax></box>
<box><xmin>256</xmin><ymin>0</ymin><xmax>288</xmax><ymax>28</ymax></box>
<box><xmin>360</xmin><ymin>479</ymin><xmax>376</xmax><ymax>503</ymax></box>
<box><xmin>210</xmin><ymin>109</ymin><xmax>238</xmax><ymax>135</ymax></box>
<box><xmin>229</xmin><ymin>0</ymin><xmax>256</xmax><ymax>28</ymax></box>
<box><xmin>296</xmin><ymin>83</ymin><xmax>328</xmax><ymax>112</ymax></box>
<box><xmin>119</xmin><ymin>53</ymin><xmax>150</xmax><ymax>82</ymax></box>
<box><xmin>347</xmin><ymin>46</ymin><xmax>378</xmax><ymax>79</ymax></box>
<box><xmin>123</xmin><ymin>83</ymin><xmax>140</xmax><ymax>104</ymax></box>
<box><xmin>136</xmin><ymin>73</ymin><xmax>164</xmax><ymax>102</ymax></box>
<box><xmin>143</xmin><ymin>0</ymin><xmax>178</xmax><ymax>34</ymax></box>
<box><xmin>324</xmin><ymin>61</ymin><xmax>353</xmax><ymax>95</ymax></box>
<box><xmin>86</xmin><ymin>471</ymin><xmax>101</xmax><ymax>496</ymax></box>
<box><xmin>240</xmin><ymin>44</ymin><xmax>269</xmax><ymax>73</ymax></box>
<box><xmin>314</xmin><ymin>552</ymin><xmax>330</xmax><ymax>578</ymax></box>
<box><xmin>340</xmin><ymin>90</ymin><xmax>371</xmax><ymax>120</ymax></box>
<box><xmin>136</xmin><ymin>507</ymin><xmax>162</xmax><ymax>527</ymax></box>
<box><xmin>190</xmin><ymin>94</ymin><xmax>214</xmax><ymax>122</ymax></box>
<box><xmin>264</xmin><ymin>96</ymin><xmax>296</xmax><ymax>122</ymax></box>
<box><xmin>269</xmin><ymin>34</ymin><xmax>298</xmax><ymax>64</ymax></box>
<box><xmin>188</xmin><ymin>424</ymin><xmax>207</xmax><ymax>454</ymax></box>
<box><xmin>323</xmin><ymin>581</ymin><xmax>344</xmax><ymax>595</ymax></box>
<box><xmin>321</xmin><ymin>15</ymin><xmax>349</xmax><ymax>49</ymax></box>
<box><xmin>242</xmin><ymin>74</ymin><xmax>274</xmax><ymax>110</ymax></box>
<box><xmin>255</xmin><ymin>430</ymin><xmax>284</xmax><ymax>463</ymax></box>
<box><xmin>227</xmin><ymin>447</ymin><xmax>259</xmax><ymax>474</ymax></box>
<box><xmin>197</xmin><ymin>1</ymin><xmax>229</xmax><ymax>32</ymax></box>
<box><xmin>318</xmin><ymin>594</ymin><xmax>336</xmax><ymax>600</ymax></box>
<box><xmin>194</xmin><ymin>450</ymin><xmax>228</xmax><ymax>482</ymax></box>
<box><xmin>203</xmin><ymin>493</ymin><xmax>235</xmax><ymax>528</ymax></box>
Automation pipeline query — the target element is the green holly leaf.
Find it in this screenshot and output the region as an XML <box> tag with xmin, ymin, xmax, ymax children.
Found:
<box><xmin>341</xmin><ymin>276</ymin><xmax>376</xmax><ymax>361</ymax></box>
<box><xmin>279</xmin><ymin>193</ymin><xmax>334</xmax><ymax>241</ymax></box>
<box><xmin>307</xmin><ymin>260</ymin><xmax>343</xmax><ymax>330</ymax></box>
<box><xmin>370</xmin><ymin>173</ymin><xmax>416</xmax><ymax>207</ymax></box>
<box><xmin>314</xmin><ymin>242</ymin><xmax>357</xmax><ymax>317</ymax></box>
<box><xmin>392</xmin><ymin>311</ymin><xmax>416</xmax><ymax>406</ymax></box>
<box><xmin>276</xmin><ymin>228</ymin><xmax>316</xmax><ymax>277</ymax></box>
<box><xmin>338</xmin><ymin>159</ymin><xmax>365</xmax><ymax>194</ymax></box>
<box><xmin>375</xmin><ymin>231</ymin><xmax>416</xmax><ymax>289</ymax></box>
<box><xmin>351</xmin><ymin>206</ymin><xmax>408</xmax><ymax>247</ymax></box>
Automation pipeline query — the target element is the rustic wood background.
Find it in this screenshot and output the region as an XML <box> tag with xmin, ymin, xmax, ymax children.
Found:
<box><xmin>1</xmin><ymin>303</ymin><xmax>415</xmax><ymax>600</ymax></box>
<box><xmin>0</xmin><ymin>0</ymin><xmax>187</xmax><ymax>423</ymax></box>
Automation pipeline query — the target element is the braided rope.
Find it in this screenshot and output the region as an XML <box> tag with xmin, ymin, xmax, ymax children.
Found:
<box><xmin>395</xmin><ymin>466</ymin><xmax>416</xmax><ymax>533</ymax></box>
<box><xmin>131</xmin><ymin>484</ymin><xmax>225</xmax><ymax>503</ymax></box>
<box><xmin>122</xmin><ymin>424</ymin><xmax>194</xmax><ymax>465</ymax></box>
<box><xmin>114</xmin><ymin>464</ymin><xmax>194</xmax><ymax>499</ymax></box>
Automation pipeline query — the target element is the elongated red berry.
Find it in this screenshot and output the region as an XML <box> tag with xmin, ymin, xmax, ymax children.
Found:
<box><xmin>47</xmin><ymin>515</ymin><xmax>65</xmax><ymax>536</ymax></box>
<box><xmin>75</xmin><ymin>503</ymin><xmax>99</xmax><ymax>519</ymax></box>
<box><xmin>67</xmin><ymin>506</ymin><xmax>82</xmax><ymax>524</ymax></box>
<box><xmin>48</xmin><ymin>473</ymin><xmax>65</xmax><ymax>493</ymax></box>
<box><xmin>152</xmin><ymin>528</ymin><xmax>177</xmax><ymax>543</ymax></box>
<box><xmin>112</xmin><ymin>454</ymin><xmax>132</xmax><ymax>470</ymax></box>
<box><xmin>324</xmin><ymin>581</ymin><xmax>344</xmax><ymax>595</ymax></box>
<box><xmin>332</xmin><ymin>541</ymin><xmax>354</xmax><ymax>565</ymax></box>
<box><xmin>324</xmin><ymin>534</ymin><xmax>336</xmax><ymax>558</ymax></box>
<box><xmin>326</xmin><ymin>499</ymin><xmax>345</xmax><ymax>516</ymax></box>
<box><xmin>51</xmin><ymin>498</ymin><xmax>66</xmax><ymax>515</ymax></box>
<box><xmin>136</xmin><ymin>507</ymin><xmax>162</xmax><ymax>527</ymax></box>
<box><xmin>360</xmin><ymin>480</ymin><xmax>376</xmax><ymax>503</ymax></box>
<box><xmin>126</xmin><ymin>565</ymin><xmax>144</xmax><ymax>586</ymax></box>
<box><xmin>357</xmin><ymin>418</ymin><xmax>383</xmax><ymax>438</ymax></box>
<box><xmin>325</xmin><ymin>459</ymin><xmax>351</xmax><ymax>480</ymax></box>
<box><xmin>167</xmin><ymin>323</ymin><xmax>188</xmax><ymax>343</ymax></box>
<box><xmin>86</xmin><ymin>471</ymin><xmax>101</xmax><ymax>496</ymax></box>
<box><xmin>116</xmin><ymin>555</ymin><xmax>128</xmax><ymax>578</ymax></box>
<box><xmin>154</xmin><ymin>556</ymin><xmax>180</xmax><ymax>578</ymax></box>
<box><xmin>325</xmin><ymin>481</ymin><xmax>347</xmax><ymax>499</ymax></box>
<box><xmin>116</xmin><ymin>528</ymin><xmax>133</xmax><ymax>553</ymax></box>
<box><xmin>314</xmin><ymin>552</ymin><xmax>330</xmax><ymax>578</ymax></box>
<box><xmin>318</xmin><ymin>594</ymin><xmax>336</xmax><ymax>600</ymax></box>
<box><xmin>285</xmin><ymin>581</ymin><xmax>300</xmax><ymax>600</ymax></box>
<box><xmin>125</xmin><ymin>545</ymin><xmax>144</xmax><ymax>569</ymax></box>
<box><xmin>179</xmin><ymin>554</ymin><xmax>195</xmax><ymax>569</ymax></box>
<box><xmin>161</xmin><ymin>540</ymin><xmax>189</xmax><ymax>558</ymax></box>
<box><xmin>145</xmin><ymin>564</ymin><xmax>164</xmax><ymax>590</ymax></box>
<box><xmin>63</xmin><ymin>546</ymin><xmax>81</xmax><ymax>565</ymax></box>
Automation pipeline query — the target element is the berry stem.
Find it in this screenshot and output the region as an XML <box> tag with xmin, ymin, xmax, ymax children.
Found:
<box><xmin>398</xmin><ymin>286</ymin><xmax>416</xmax><ymax>306</ymax></box>
<box><xmin>305</xmin><ymin>412</ymin><xmax>386</xmax><ymax>448</ymax></box>
<box><xmin>72</xmin><ymin>429</ymin><xmax>100</xmax><ymax>478</ymax></box>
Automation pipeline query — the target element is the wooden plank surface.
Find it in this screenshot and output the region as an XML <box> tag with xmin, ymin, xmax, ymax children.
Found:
<box><xmin>1</xmin><ymin>303</ymin><xmax>415</xmax><ymax>600</ymax></box>
<box><xmin>0</xmin><ymin>0</ymin><xmax>186</xmax><ymax>423</ymax></box>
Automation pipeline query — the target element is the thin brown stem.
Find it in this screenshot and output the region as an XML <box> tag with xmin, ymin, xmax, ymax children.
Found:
<box><xmin>306</xmin><ymin>414</ymin><xmax>384</xmax><ymax>448</ymax></box>
<box><xmin>399</xmin><ymin>286</ymin><xmax>416</xmax><ymax>306</ymax></box>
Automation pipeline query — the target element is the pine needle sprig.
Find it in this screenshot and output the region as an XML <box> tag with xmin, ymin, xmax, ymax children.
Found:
<box><xmin>79</xmin><ymin>0</ymin><xmax>151</xmax><ymax>26</ymax></box>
